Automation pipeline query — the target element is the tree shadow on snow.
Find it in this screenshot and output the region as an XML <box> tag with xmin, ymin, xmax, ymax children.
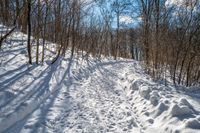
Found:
<box><xmin>1</xmin><ymin>54</ymin><xmax>134</xmax><ymax>133</ymax></box>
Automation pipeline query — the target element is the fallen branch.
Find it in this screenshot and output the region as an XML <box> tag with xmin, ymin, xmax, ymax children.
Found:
<box><xmin>0</xmin><ymin>26</ymin><xmax>16</xmax><ymax>48</ymax></box>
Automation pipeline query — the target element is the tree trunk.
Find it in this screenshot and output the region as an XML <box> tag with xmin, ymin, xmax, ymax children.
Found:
<box><xmin>27</xmin><ymin>0</ymin><xmax>32</xmax><ymax>64</ymax></box>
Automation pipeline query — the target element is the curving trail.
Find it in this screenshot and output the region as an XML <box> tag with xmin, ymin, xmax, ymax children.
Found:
<box><xmin>3</xmin><ymin>58</ymin><xmax>143</xmax><ymax>133</ymax></box>
<box><xmin>2</xmin><ymin>25</ymin><xmax>200</xmax><ymax>133</ymax></box>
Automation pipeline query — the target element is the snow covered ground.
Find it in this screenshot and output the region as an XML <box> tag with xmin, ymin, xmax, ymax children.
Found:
<box><xmin>0</xmin><ymin>25</ymin><xmax>200</xmax><ymax>133</ymax></box>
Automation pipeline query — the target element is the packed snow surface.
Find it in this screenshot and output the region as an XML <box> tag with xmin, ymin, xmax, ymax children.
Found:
<box><xmin>0</xmin><ymin>25</ymin><xmax>200</xmax><ymax>133</ymax></box>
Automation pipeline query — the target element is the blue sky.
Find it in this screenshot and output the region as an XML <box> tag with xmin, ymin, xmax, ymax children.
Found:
<box><xmin>82</xmin><ymin>0</ymin><xmax>141</xmax><ymax>28</ymax></box>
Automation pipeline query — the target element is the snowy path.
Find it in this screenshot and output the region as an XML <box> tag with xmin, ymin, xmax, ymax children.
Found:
<box><xmin>1</xmin><ymin>25</ymin><xmax>200</xmax><ymax>133</ymax></box>
<box><xmin>4</xmin><ymin>59</ymin><xmax>142</xmax><ymax>133</ymax></box>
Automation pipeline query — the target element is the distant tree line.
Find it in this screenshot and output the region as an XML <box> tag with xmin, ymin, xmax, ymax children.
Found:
<box><xmin>138</xmin><ymin>0</ymin><xmax>200</xmax><ymax>86</ymax></box>
<box><xmin>0</xmin><ymin>0</ymin><xmax>199</xmax><ymax>87</ymax></box>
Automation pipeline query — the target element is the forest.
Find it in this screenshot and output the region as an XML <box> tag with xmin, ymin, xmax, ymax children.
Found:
<box><xmin>1</xmin><ymin>1</ymin><xmax>200</xmax><ymax>133</ymax></box>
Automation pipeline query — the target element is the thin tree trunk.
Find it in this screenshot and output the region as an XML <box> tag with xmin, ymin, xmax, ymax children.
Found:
<box><xmin>27</xmin><ymin>0</ymin><xmax>32</xmax><ymax>64</ymax></box>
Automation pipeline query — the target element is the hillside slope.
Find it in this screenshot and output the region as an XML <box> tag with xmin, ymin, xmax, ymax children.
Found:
<box><xmin>0</xmin><ymin>25</ymin><xmax>200</xmax><ymax>133</ymax></box>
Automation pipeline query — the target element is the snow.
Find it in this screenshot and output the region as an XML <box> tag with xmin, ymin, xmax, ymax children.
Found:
<box><xmin>170</xmin><ymin>104</ymin><xmax>192</xmax><ymax>117</ymax></box>
<box><xmin>139</xmin><ymin>86</ymin><xmax>151</xmax><ymax>99</ymax></box>
<box><xmin>130</xmin><ymin>79</ymin><xmax>145</xmax><ymax>91</ymax></box>
<box><xmin>185</xmin><ymin>118</ymin><xmax>200</xmax><ymax>129</ymax></box>
<box><xmin>0</xmin><ymin>24</ymin><xmax>200</xmax><ymax>133</ymax></box>
<box><xmin>149</xmin><ymin>91</ymin><xmax>159</xmax><ymax>106</ymax></box>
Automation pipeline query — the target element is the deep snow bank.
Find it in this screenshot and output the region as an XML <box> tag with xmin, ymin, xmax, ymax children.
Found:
<box><xmin>128</xmin><ymin>78</ymin><xmax>200</xmax><ymax>133</ymax></box>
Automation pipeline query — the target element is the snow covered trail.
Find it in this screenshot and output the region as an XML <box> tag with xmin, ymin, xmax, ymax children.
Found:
<box><xmin>0</xmin><ymin>25</ymin><xmax>143</xmax><ymax>132</ymax></box>
<box><xmin>4</xmin><ymin>58</ymin><xmax>142</xmax><ymax>133</ymax></box>
<box><xmin>1</xmin><ymin>25</ymin><xmax>200</xmax><ymax>133</ymax></box>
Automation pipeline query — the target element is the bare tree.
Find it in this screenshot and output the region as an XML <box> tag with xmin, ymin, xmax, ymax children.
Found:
<box><xmin>27</xmin><ymin>0</ymin><xmax>32</xmax><ymax>64</ymax></box>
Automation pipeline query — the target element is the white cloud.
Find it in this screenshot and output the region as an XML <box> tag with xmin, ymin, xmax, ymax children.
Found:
<box><xmin>165</xmin><ymin>0</ymin><xmax>183</xmax><ymax>6</ymax></box>
<box><xmin>119</xmin><ymin>15</ymin><xmax>133</xmax><ymax>24</ymax></box>
<box><xmin>165</xmin><ymin>0</ymin><xmax>197</xmax><ymax>8</ymax></box>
